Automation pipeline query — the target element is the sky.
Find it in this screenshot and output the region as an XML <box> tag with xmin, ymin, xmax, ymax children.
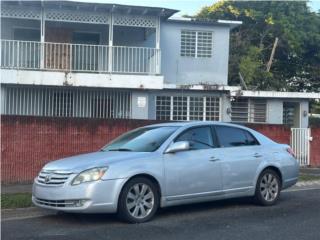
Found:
<box><xmin>73</xmin><ymin>0</ymin><xmax>320</xmax><ymax>17</ymax></box>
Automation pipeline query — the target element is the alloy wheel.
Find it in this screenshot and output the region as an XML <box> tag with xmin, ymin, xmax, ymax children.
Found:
<box><xmin>260</xmin><ymin>173</ymin><xmax>279</xmax><ymax>202</ymax></box>
<box><xmin>126</xmin><ymin>183</ymin><xmax>155</xmax><ymax>219</ymax></box>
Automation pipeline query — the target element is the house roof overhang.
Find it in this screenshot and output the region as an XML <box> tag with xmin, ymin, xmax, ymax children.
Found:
<box><xmin>167</xmin><ymin>17</ymin><xmax>242</xmax><ymax>29</ymax></box>
<box><xmin>1</xmin><ymin>0</ymin><xmax>179</xmax><ymax>19</ymax></box>
<box><xmin>231</xmin><ymin>90</ymin><xmax>320</xmax><ymax>100</ymax></box>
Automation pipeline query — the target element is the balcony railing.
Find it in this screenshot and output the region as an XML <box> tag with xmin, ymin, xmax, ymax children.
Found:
<box><xmin>1</xmin><ymin>39</ymin><xmax>161</xmax><ymax>75</ymax></box>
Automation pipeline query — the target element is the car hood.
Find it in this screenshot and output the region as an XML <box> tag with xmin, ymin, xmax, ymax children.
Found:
<box><xmin>42</xmin><ymin>151</ymin><xmax>148</xmax><ymax>173</ymax></box>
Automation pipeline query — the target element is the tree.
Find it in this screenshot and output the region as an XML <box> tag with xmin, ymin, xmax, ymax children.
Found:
<box><xmin>197</xmin><ymin>1</ymin><xmax>320</xmax><ymax>92</ymax></box>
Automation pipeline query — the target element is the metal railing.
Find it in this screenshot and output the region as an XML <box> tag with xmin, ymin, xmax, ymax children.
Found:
<box><xmin>1</xmin><ymin>85</ymin><xmax>132</xmax><ymax>119</ymax></box>
<box><xmin>291</xmin><ymin>128</ymin><xmax>311</xmax><ymax>166</ymax></box>
<box><xmin>1</xmin><ymin>39</ymin><xmax>160</xmax><ymax>74</ymax></box>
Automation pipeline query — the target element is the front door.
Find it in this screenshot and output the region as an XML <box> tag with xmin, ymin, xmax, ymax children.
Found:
<box><xmin>72</xmin><ymin>32</ymin><xmax>100</xmax><ymax>71</ymax></box>
<box><xmin>163</xmin><ymin>126</ymin><xmax>222</xmax><ymax>200</ymax></box>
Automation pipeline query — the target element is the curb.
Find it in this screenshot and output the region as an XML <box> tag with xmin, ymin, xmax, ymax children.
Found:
<box><xmin>295</xmin><ymin>180</ymin><xmax>320</xmax><ymax>187</ymax></box>
<box><xmin>1</xmin><ymin>207</ymin><xmax>56</xmax><ymax>222</ymax></box>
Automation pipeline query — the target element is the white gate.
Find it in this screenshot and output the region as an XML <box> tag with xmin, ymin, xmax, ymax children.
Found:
<box><xmin>291</xmin><ymin>128</ymin><xmax>311</xmax><ymax>166</ymax></box>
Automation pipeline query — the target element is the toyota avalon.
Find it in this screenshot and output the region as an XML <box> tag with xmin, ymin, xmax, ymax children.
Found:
<box><xmin>32</xmin><ymin>122</ymin><xmax>299</xmax><ymax>223</ymax></box>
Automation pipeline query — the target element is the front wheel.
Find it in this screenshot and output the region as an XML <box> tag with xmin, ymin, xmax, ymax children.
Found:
<box><xmin>118</xmin><ymin>177</ymin><xmax>159</xmax><ymax>223</ymax></box>
<box><xmin>254</xmin><ymin>169</ymin><xmax>281</xmax><ymax>206</ymax></box>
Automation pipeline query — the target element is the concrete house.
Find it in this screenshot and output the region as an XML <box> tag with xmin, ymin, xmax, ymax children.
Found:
<box><xmin>1</xmin><ymin>0</ymin><xmax>319</xmax><ymax>127</ymax></box>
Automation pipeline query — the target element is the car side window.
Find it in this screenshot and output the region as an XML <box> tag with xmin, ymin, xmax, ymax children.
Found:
<box><xmin>244</xmin><ymin>130</ymin><xmax>260</xmax><ymax>146</ymax></box>
<box><xmin>215</xmin><ymin>126</ymin><xmax>259</xmax><ymax>148</ymax></box>
<box><xmin>175</xmin><ymin>126</ymin><xmax>215</xmax><ymax>150</ymax></box>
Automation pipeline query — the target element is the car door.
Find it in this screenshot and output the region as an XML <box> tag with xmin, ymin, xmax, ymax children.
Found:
<box><xmin>213</xmin><ymin>125</ymin><xmax>262</xmax><ymax>192</ymax></box>
<box><xmin>163</xmin><ymin>126</ymin><xmax>223</xmax><ymax>199</ymax></box>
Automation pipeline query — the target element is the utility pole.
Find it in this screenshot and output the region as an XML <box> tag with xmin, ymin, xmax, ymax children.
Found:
<box><xmin>266</xmin><ymin>37</ymin><xmax>279</xmax><ymax>72</ymax></box>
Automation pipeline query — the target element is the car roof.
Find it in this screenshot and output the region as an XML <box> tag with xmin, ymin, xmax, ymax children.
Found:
<box><xmin>146</xmin><ymin>121</ymin><xmax>248</xmax><ymax>129</ymax></box>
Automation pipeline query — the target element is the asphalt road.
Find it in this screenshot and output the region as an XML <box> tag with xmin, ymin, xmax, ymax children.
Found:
<box><xmin>2</xmin><ymin>188</ymin><xmax>320</xmax><ymax>240</ymax></box>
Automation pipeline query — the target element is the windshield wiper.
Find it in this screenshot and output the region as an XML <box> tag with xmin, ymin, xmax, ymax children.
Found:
<box><xmin>108</xmin><ymin>148</ymin><xmax>133</xmax><ymax>152</ymax></box>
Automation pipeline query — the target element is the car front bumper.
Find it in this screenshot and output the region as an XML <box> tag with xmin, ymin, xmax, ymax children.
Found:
<box><xmin>32</xmin><ymin>178</ymin><xmax>127</xmax><ymax>213</ymax></box>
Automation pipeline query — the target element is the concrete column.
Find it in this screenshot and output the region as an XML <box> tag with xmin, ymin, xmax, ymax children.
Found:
<box><xmin>221</xmin><ymin>95</ymin><xmax>232</xmax><ymax>122</ymax></box>
<box><xmin>300</xmin><ymin>101</ymin><xmax>309</xmax><ymax>128</ymax></box>
<box><xmin>156</xmin><ymin>16</ymin><xmax>160</xmax><ymax>49</ymax></box>
<box><xmin>155</xmin><ymin>17</ymin><xmax>161</xmax><ymax>74</ymax></box>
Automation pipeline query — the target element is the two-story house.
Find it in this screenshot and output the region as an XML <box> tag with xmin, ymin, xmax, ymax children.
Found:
<box><xmin>1</xmin><ymin>1</ymin><xmax>319</xmax><ymax>127</ymax></box>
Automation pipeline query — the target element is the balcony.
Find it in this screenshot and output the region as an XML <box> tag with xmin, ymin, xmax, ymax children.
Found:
<box><xmin>1</xmin><ymin>39</ymin><xmax>161</xmax><ymax>75</ymax></box>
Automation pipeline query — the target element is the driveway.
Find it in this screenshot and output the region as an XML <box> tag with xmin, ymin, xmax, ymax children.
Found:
<box><xmin>2</xmin><ymin>187</ymin><xmax>320</xmax><ymax>240</ymax></box>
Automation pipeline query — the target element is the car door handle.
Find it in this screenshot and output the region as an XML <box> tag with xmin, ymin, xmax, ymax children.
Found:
<box><xmin>253</xmin><ymin>153</ymin><xmax>263</xmax><ymax>158</ymax></box>
<box><xmin>209</xmin><ymin>156</ymin><xmax>220</xmax><ymax>162</ymax></box>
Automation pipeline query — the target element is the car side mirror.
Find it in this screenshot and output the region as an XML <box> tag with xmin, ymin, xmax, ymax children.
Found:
<box><xmin>165</xmin><ymin>141</ymin><xmax>190</xmax><ymax>154</ymax></box>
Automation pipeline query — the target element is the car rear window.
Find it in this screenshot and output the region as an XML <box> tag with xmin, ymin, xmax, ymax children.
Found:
<box><xmin>215</xmin><ymin>126</ymin><xmax>259</xmax><ymax>148</ymax></box>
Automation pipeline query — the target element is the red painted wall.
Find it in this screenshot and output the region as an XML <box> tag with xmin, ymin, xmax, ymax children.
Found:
<box><xmin>310</xmin><ymin>128</ymin><xmax>320</xmax><ymax>167</ymax></box>
<box><xmin>1</xmin><ymin>116</ymin><xmax>319</xmax><ymax>183</ymax></box>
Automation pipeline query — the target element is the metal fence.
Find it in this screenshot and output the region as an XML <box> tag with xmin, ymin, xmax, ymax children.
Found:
<box><xmin>1</xmin><ymin>39</ymin><xmax>160</xmax><ymax>74</ymax></box>
<box><xmin>291</xmin><ymin>128</ymin><xmax>311</xmax><ymax>166</ymax></box>
<box><xmin>1</xmin><ymin>85</ymin><xmax>132</xmax><ymax>119</ymax></box>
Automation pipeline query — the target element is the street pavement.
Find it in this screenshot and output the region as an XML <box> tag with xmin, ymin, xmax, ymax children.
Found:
<box><xmin>2</xmin><ymin>187</ymin><xmax>320</xmax><ymax>240</ymax></box>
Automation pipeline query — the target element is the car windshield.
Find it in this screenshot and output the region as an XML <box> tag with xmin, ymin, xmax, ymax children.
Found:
<box><xmin>102</xmin><ymin>126</ymin><xmax>178</xmax><ymax>152</ymax></box>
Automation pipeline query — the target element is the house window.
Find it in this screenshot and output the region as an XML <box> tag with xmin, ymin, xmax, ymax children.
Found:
<box><xmin>189</xmin><ymin>97</ymin><xmax>204</xmax><ymax>120</ymax></box>
<box><xmin>156</xmin><ymin>96</ymin><xmax>171</xmax><ymax>120</ymax></box>
<box><xmin>252</xmin><ymin>99</ymin><xmax>267</xmax><ymax>123</ymax></box>
<box><xmin>181</xmin><ymin>30</ymin><xmax>213</xmax><ymax>58</ymax></box>
<box><xmin>172</xmin><ymin>96</ymin><xmax>188</xmax><ymax>120</ymax></box>
<box><xmin>205</xmin><ymin>97</ymin><xmax>220</xmax><ymax>121</ymax></box>
<box><xmin>231</xmin><ymin>98</ymin><xmax>267</xmax><ymax>123</ymax></box>
<box><xmin>156</xmin><ymin>96</ymin><xmax>220</xmax><ymax>121</ymax></box>
<box><xmin>283</xmin><ymin>102</ymin><xmax>295</xmax><ymax>126</ymax></box>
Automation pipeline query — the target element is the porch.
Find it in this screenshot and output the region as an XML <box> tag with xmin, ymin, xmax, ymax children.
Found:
<box><xmin>1</xmin><ymin>39</ymin><xmax>160</xmax><ymax>74</ymax></box>
<box><xmin>0</xmin><ymin>1</ymin><xmax>175</xmax><ymax>76</ymax></box>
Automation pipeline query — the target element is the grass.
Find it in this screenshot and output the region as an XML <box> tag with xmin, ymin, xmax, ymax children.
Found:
<box><xmin>1</xmin><ymin>193</ymin><xmax>33</xmax><ymax>209</ymax></box>
<box><xmin>299</xmin><ymin>174</ymin><xmax>320</xmax><ymax>182</ymax></box>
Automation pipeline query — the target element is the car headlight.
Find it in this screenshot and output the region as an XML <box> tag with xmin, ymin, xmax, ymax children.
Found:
<box><xmin>71</xmin><ymin>167</ymin><xmax>108</xmax><ymax>186</ymax></box>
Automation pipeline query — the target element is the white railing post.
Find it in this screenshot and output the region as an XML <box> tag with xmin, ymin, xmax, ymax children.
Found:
<box><xmin>108</xmin><ymin>13</ymin><xmax>113</xmax><ymax>72</ymax></box>
<box><xmin>17</xmin><ymin>41</ymin><xmax>20</xmax><ymax>68</ymax></box>
<box><xmin>155</xmin><ymin>16</ymin><xmax>161</xmax><ymax>75</ymax></box>
<box><xmin>40</xmin><ymin>6</ymin><xmax>45</xmax><ymax>69</ymax></box>
<box><xmin>69</xmin><ymin>44</ymin><xmax>73</xmax><ymax>71</ymax></box>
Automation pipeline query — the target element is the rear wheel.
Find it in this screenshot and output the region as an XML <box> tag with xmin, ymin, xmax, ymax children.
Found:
<box><xmin>254</xmin><ymin>169</ymin><xmax>281</xmax><ymax>206</ymax></box>
<box><xmin>118</xmin><ymin>177</ymin><xmax>159</xmax><ymax>223</ymax></box>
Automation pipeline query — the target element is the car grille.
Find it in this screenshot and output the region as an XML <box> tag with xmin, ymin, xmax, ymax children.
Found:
<box><xmin>34</xmin><ymin>198</ymin><xmax>86</xmax><ymax>208</ymax></box>
<box><xmin>37</xmin><ymin>170</ymin><xmax>73</xmax><ymax>185</ymax></box>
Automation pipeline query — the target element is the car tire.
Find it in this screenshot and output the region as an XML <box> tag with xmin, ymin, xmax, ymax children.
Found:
<box><xmin>118</xmin><ymin>177</ymin><xmax>159</xmax><ymax>223</ymax></box>
<box><xmin>254</xmin><ymin>169</ymin><xmax>281</xmax><ymax>206</ymax></box>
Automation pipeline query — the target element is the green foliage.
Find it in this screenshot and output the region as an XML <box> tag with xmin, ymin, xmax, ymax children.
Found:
<box><xmin>1</xmin><ymin>193</ymin><xmax>33</xmax><ymax>209</ymax></box>
<box><xmin>197</xmin><ymin>1</ymin><xmax>320</xmax><ymax>92</ymax></box>
<box><xmin>311</xmin><ymin>100</ymin><xmax>320</xmax><ymax>114</ymax></box>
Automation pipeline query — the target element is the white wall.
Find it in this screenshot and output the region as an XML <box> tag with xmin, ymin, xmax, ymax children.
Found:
<box><xmin>1</xmin><ymin>69</ymin><xmax>164</xmax><ymax>90</ymax></box>
<box><xmin>160</xmin><ymin>21</ymin><xmax>230</xmax><ymax>86</ymax></box>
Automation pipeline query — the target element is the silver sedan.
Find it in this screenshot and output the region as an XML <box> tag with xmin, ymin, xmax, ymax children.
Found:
<box><xmin>32</xmin><ymin>122</ymin><xmax>299</xmax><ymax>223</ymax></box>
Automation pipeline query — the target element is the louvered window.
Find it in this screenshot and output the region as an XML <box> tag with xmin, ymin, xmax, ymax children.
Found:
<box><xmin>181</xmin><ymin>30</ymin><xmax>213</xmax><ymax>58</ymax></box>
<box><xmin>231</xmin><ymin>98</ymin><xmax>267</xmax><ymax>123</ymax></box>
